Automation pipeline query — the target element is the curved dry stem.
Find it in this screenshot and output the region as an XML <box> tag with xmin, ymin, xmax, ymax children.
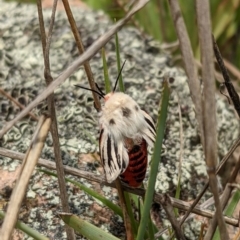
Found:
<box><xmin>62</xmin><ymin>0</ymin><xmax>101</xmax><ymax>112</ymax></box>
<box><xmin>0</xmin><ymin>116</ymin><xmax>51</xmax><ymax>240</ymax></box>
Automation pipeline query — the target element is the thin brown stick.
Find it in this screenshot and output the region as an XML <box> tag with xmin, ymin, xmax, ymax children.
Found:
<box><xmin>0</xmin><ymin>147</ymin><xmax>239</xmax><ymax>228</ymax></box>
<box><xmin>0</xmin><ymin>0</ymin><xmax>150</xmax><ymax>138</ymax></box>
<box><xmin>180</xmin><ymin>135</ymin><xmax>240</xmax><ymax>227</ymax></box>
<box><xmin>115</xmin><ymin>0</ymin><xmax>146</xmax><ymax>39</ymax></box>
<box><xmin>0</xmin><ymin>88</ymin><xmax>38</xmax><ymax>121</ymax></box>
<box><xmin>61</xmin><ymin>0</ymin><xmax>101</xmax><ymax>112</ymax></box>
<box><xmin>223</xmin><ymin>58</ymin><xmax>240</xmax><ymax>81</ymax></box>
<box><xmin>37</xmin><ymin>1</ymin><xmax>75</xmax><ymax>239</ymax></box>
<box><xmin>205</xmin><ymin>155</ymin><xmax>240</xmax><ymax>237</ymax></box>
<box><xmin>0</xmin><ymin>116</ymin><xmax>51</xmax><ymax>240</ymax></box>
<box><xmin>212</xmin><ymin>36</ymin><xmax>240</xmax><ymax>118</ymax></box>
<box><xmin>196</xmin><ymin>0</ymin><xmax>228</xmax><ymax>239</ymax></box>
<box><xmin>159</xmin><ymin>195</ymin><xmax>186</xmax><ymax>240</ymax></box>
<box><xmin>115</xmin><ymin>179</ymin><xmax>134</xmax><ymax>239</ymax></box>
<box><xmin>195</xmin><ymin>59</ymin><xmax>224</xmax><ymax>83</ymax></box>
<box><xmin>168</xmin><ymin>0</ymin><xmax>204</xmax><ymax>149</ymax></box>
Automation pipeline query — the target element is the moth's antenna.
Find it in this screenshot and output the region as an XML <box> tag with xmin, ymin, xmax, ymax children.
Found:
<box><xmin>95</xmin><ymin>83</ymin><xmax>106</xmax><ymax>96</ymax></box>
<box><xmin>75</xmin><ymin>85</ymin><xmax>105</xmax><ymax>99</ymax></box>
<box><xmin>113</xmin><ymin>59</ymin><xmax>127</xmax><ymax>92</ymax></box>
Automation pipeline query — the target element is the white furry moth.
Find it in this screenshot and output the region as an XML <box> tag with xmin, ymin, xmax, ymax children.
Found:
<box><xmin>76</xmin><ymin>62</ymin><xmax>156</xmax><ymax>187</ymax></box>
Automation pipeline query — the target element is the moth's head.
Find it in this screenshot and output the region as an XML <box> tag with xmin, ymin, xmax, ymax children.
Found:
<box><xmin>75</xmin><ymin>60</ymin><xmax>126</xmax><ymax>104</ymax></box>
<box><xmin>104</xmin><ymin>92</ymin><xmax>114</xmax><ymax>102</ymax></box>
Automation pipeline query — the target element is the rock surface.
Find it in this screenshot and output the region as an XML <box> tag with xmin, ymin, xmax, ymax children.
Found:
<box><xmin>0</xmin><ymin>0</ymin><xmax>239</xmax><ymax>239</ymax></box>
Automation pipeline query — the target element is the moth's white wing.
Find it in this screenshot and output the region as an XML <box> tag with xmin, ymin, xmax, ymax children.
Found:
<box><xmin>141</xmin><ymin>110</ymin><xmax>156</xmax><ymax>147</ymax></box>
<box><xmin>99</xmin><ymin>128</ymin><xmax>129</xmax><ymax>183</ymax></box>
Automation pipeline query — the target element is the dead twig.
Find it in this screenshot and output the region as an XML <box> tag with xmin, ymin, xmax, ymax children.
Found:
<box><xmin>223</xmin><ymin>58</ymin><xmax>240</xmax><ymax>81</ymax></box>
<box><xmin>159</xmin><ymin>195</ymin><xmax>186</xmax><ymax>240</ymax></box>
<box><xmin>0</xmin><ymin>148</ymin><xmax>239</xmax><ymax>228</ymax></box>
<box><xmin>179</xmin><ymin>135</ymin><xmax>240</xmax><ymax>227</ymax></box>
<box><xmin>62</xmin><ymin>0</ymin><xmax>101</xmax><ymax>112</ymax></box>
<box><xmin>37</xmin><ymin>1</ymin><xmax>75</xmax><ymax>239</ymax></box>
<box><xmin>205</xmin><ymin>153</ymin><xmax>240</xmax><ymax>237</ymax></box>
<box><xmin>212</xmin><ymin>35</ymin><xmax>240</xmax><ymax>118</ymax></box>
<box><xmin>196</xmin><ymin>0</ymin><xmax>228</xmax><ymax>239</ymax></box>
<box><xmin>168</xmin><ymin>0</ymin><xmax>204</xmax><ymax>148</ymax></box>
<box><xmin>115</xmin><ymin>179</ymin><xmax>134</xmax><ymax>239</ymax></box>
<box><xmin>0</xmin><ymin>116</ymin><xmax>51</xmax><ymax>240</ymax></box>
<box><xmin>115</xmin><ymin>0</ymin><xmax>146</xmax><ymax>39</ymax></box>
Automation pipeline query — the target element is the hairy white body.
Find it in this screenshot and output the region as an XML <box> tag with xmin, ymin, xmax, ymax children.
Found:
<box><xmin>99</xmin><ymin>92</ymin><xmax>156</xmax><ymax>183</ymax></box>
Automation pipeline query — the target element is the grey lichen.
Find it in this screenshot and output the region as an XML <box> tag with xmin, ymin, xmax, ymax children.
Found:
<box><xmin>0</xmin><ymin>0</ymin><xmax>239</xmax><ymax>239</ymax></box>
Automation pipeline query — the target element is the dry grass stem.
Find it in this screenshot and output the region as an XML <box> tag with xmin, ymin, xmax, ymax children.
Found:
<box><xmin>115</xmin><ymin>179</ymin><xmax>134</xmax><ymax>239</ymax></box>
<box><xmin>223</xmin><ymin>58</ymin><xmax>240</xmax><ymax>80</ymax></box>
<box><xmin>159</xmin><ymin>195</ymin><xmax>186</xmax><ymax>240</ymax></box>
<box><xmin>196</xmin><ymin>0</ymin><xmax>228</xmax><ymax>238</ymax></box>
<box><xmin>62</xmin><ymin>0</ymin><xmax>101</xmax><ymax>111</ymax></box>
<box><xmin>0</xmin><ymin>88</ymin><xmax>38</xmax><ymax>121</ymax></box>
<box><xmin>115</xmin><ymin>0</ymin><xmax>146</xmax><ymax>39</ymax></box>
<box><xmin>212</xmin><ymin>36</ymin><xmax>240</xmax><ymax>118</ymax></box>
<box><xmin>0</xmin><ymin>116</ymin><xmax>51</xmax><ymax>240</ymax></box>
<box><xmin>0</xmin><ymin>147</ymin><xmax>105</xmax><ymax>184</ymax></box>
<box><xmin>180</xmin><ymin>136</ymin><xmax>240</xmax><ymax>227</ymax></box>
<box><xmin>0</xmin><ymin>0</ymin><xmax>149</xmax><ymax>138</ymax></box>
<box><xmin>206</xmin><ymin>155</ymin><xmax>240</xmax><ymax>237</ymax></box>
<box><xmin>0</xmin><ymin>148</ymin><xmax>239</xmax><ymax>228</ymax></box>
<box><xmin>37</xmin><ymin>1</ymin><xmax>76</xmax><ymax>239</ymax></box>
<box><xmin>168</xmin><ymin>0</ymin><xmax>204</xmax><ymax>148</ymax></box>
<box><xmin>195</xmin><ymin>59</ymin><xmax>224</xmax><ymax>83</ymax></box>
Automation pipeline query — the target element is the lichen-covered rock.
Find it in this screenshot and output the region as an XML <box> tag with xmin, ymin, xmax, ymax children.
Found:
<box><xmin>0</xmin><ymin>0</ymin><xmax>239</xmax><ymax>239</ymax></box>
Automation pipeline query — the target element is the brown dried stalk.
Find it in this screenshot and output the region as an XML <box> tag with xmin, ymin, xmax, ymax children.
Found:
<box><xmin>180</xmin><ymin>136</ymin><xmax>240</xmax><ymax>227</ymax></box>
<box><xmin>36</xmin><ymin>1</ymin><xmax>75</xmax><ymax>239</ymax></box>
<box><xmin>0</xmin><ymin>147</ymin><xmax>239</xmax><ymax>228</ymax></box>
<box><xmin>196</xmin><ymin>0</ymin><xmax>228</xmax><ymax>239</ymax></box>
<box><xmin>61</xmin><ymin>0</ymin><xmax>101</xmax><ymax>111</ymax></box>
<box><xmin>158</xmin><ymin>195</ymin><xmax>186</xmax><ymax>240</ymax></box>
<box><xmin>168</xmin><ymin>0</ymin><xmax>204</xmax><ymax>148</ymax></box>
<box><xmin>212</xmin><ymin>36</ymin><xmax>240</xmax><ymax>118</ymax></box>
<box><xmin>0</xmin><ymin>116</ymin><xmax>51</xmax><ymax>240</ymax></box>
<box><xmin>206</xmin><ymin>155</ymin><xmax>240</xmax><ymax>237</ymax></box>
<box><xmin>115</xmin><ymin>0</ymin><xmax>146</xmax><ymax>39</ymax></box>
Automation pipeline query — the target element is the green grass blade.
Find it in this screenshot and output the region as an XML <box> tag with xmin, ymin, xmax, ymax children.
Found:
<box><xmin>0</xmin><ymin>211</ymin><xmax>49</xmax><ymax>240</ymax></box>
<box><xmin>102</xmin><ymin>47</ymin><xmax>111</xmax><ymax>93</ymax></box>
<box><xmin>59</xmin><ymin>213</ymin><xmax>120</xmax><ymax>240</ymax></box>
<box><xmin>148</xmin><ymin>215</ymin><xmax>155</xmax><ymax>240</ymax></box>
<box><xmin>115</xmin><ymin>31</ymin><xmax>125</xmax><ymax>92</ymax></box>
<box><xmin>39</xmin><ymin>169</ymin><xmax>123</xmax><ymax>218</ymax></box>
<box><xmin>136</xmin><ymin>81</ymin><xmax>170</xmax><ymax>240</ymax></box>
<box><xmin>212</xmin><ymin>189</ymin><xmax>240</xmax><ymax>240</ymax></box>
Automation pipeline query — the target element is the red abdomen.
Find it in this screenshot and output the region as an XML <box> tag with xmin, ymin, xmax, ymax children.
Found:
<box><xmin>120</xmin><ymin>139</ymin><xmax>148</xmax><ymax>187</ymax></box>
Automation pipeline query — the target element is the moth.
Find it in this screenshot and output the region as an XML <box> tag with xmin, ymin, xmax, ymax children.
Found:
<box><xmin>76</xmin><ymin>62</ymin><xmax>156</xmax><ymax>187</ymax></box>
